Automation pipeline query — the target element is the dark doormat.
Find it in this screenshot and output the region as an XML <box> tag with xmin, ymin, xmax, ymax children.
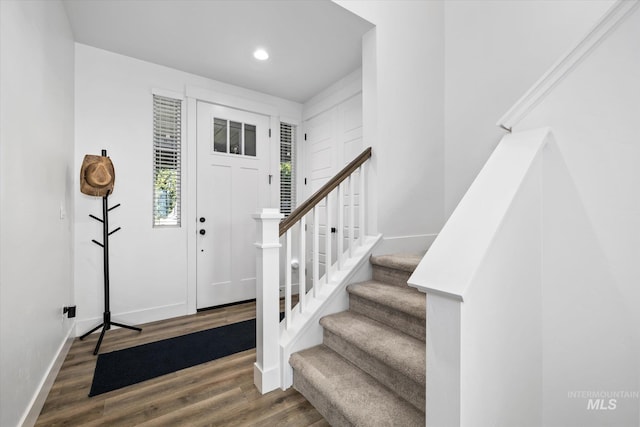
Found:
<box><xmin>89</xmin><ymin>318</ymin><xmax>257</xmax><ymax>397</ymax></box>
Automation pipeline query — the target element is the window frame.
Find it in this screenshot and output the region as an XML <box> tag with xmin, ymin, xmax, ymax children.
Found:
<box><xmin>152</xmin><ymin>89</ymin><xmax>185</xmax><ymax>228</ymax></box>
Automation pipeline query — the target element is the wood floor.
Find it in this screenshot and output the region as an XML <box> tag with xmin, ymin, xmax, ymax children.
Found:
<box><xmin>36</xmin><ymin>299</ymin><xmax>328</xmax><ymax>426</ymax></box>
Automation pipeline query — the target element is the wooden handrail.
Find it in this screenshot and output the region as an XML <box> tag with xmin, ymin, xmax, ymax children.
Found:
<box><xmin>279</xmin><ymin>147</ymin><xmax>372</xmax><ymax>236</ymax></box>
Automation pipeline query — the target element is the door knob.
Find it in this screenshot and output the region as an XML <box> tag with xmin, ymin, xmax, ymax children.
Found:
<box><xmin>199</xmin><ymin>229</ymin><xmax>206</xmax><ymax>235</ymax></box>
<box><xmin>199</xmin><ymin>217</ymin><xmax>206</xmax><ymax>223</ymax></box>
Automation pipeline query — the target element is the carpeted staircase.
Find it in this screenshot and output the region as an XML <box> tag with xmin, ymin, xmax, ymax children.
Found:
<box><xmin>290</xmin><ymin>253</ymin><xmax>426</xmax><ymax>426</ymax></box>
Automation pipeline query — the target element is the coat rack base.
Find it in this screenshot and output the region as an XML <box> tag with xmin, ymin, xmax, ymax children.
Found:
<box><xmin>79</xmin><ymin>311</ymin><xmax>142</xmax><ymax>355</ymax></box>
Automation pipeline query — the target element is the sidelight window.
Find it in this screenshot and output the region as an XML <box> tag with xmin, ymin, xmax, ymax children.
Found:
<box><xmin>153</xmin><ymin>94</ymin><xmax>182</xmax><ymax>227</ymax></box>
<box><xmin>280</xmin><ymin>122</ymin><xmax>296</xmax><ymax>217</ymax></box>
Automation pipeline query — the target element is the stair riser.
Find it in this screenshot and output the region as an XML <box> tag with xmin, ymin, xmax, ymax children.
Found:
<box><xmin>349</xmin><ymin>294</ymin><xmax>426</xmax><ymax>342</ymax></box>
<box><xmin>293</xmin><ymin>371</ymin><xmax>353</xmax><ymax>427</ymax></box>
<box><xmin>372</xmin><ymin>265</ymin><xmax>412</xmax><ymax>287</ymax></box>
<box><xmin>323</xmin><ymin>329</ymin><xmax>425</xmax><ymax>413</ymax></box>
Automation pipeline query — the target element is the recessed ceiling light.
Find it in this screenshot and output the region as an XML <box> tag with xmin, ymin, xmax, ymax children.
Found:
<box><xmin>253</xmin><ymin>48</ymin><xmax>269</xmax><ymax>61</ymax></box>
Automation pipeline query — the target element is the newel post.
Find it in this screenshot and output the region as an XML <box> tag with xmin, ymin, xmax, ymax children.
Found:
<box><xmin>253</xmin><ymin>208</ymin><xmax>283</xmax><ymax>393</ymax></box>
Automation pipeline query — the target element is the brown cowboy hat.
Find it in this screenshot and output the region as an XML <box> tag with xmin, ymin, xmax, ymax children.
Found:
<box><xmin>80</xmin><ymin>154</ymin><xmax>115</xmax><ymax>197</ymax></box>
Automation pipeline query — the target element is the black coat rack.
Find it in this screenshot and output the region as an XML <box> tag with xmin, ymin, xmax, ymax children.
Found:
<box><xmin>80</xmin><ymin>149</ymin><xmax>141</xmax><ymax>355</ymax></box>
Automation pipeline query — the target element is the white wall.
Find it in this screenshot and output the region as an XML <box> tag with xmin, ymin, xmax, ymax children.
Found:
<box><xmin>0</xmin><ymin>1</ymin><xmax>75</xmax><ymax>426</ymax></box>
<box><xmin>334</xmin><ymin>0</ymin><xmax>445</xmax><ymax>254</ymax></box>
<box><xmin>74</xmin><ymin>44</ymin><xmax>302</xmax><ymax>332</ymax></box>
<box><xmin>460</xmin><ymin>151</ymin><xmax>543</xmax><ymax>427</ymax></box>
<box><xmin>444</xmin><ymin>0</ymin><xmax>615</xmax><ymax>216</ymax></box>
<box><xmin>410</xmin><ymin>129</ymin><xmax>548</xmax><ymax>426</ymax></box>
<box><xmin>412</xmin><ymin>3</ymin><xmax>640</xmax><ymax>425</ymax></box>
<box><xmin>335</xmin><ymin>0</ymin><xmax>613</xmax><ymax>252</ymax></box>
<box><xmin>518</xmin><ymin>5</ymin><xmax>640</xmax><ymax>424</ymax></box>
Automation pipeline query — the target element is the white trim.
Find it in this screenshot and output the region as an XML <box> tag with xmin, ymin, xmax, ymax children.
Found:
<box><xmin>186</xmin><ymin>86</ymin><xmax>278</xmax><ymax>117</ymax></box>
<box><xmin>20</xmin><ymin>325</ymin><xmax>75</xmax><ymax>427</ymax></box>
<box><xmin>280</xmin><ymin>115</ymin><xmax>301</xmax><ymax>127</ymax></box>
<box><xmin>151</xmin><ymin>87</ymin><xmax>185</xmax><ymax>100</ymax></box>
<box><xmin>252</xmin><ymin>209</ymin><xmax>284</xmax><ymax>221</ymax></box>
<box><xmin>75</xmin><ymin>303</ymin><xmax>187</xmax><ymax>335</ymax></box>
<box><xmin>186</xmin><ymin>96</ymin><xmax>198</xmax><ymax>314</ymax></box>
<box><xmin>280</xmin><ymin>283</ymin><xmax>300</xmax><ymax>297</ymax></box>
<box><xmin>415</xmin><ymin>286</ymin><xmax>464</xmax><ymax>302</ymax></box>
<box><xmin>302</xmin><ymin>68</ymin><xmax>362</xmax><ymax>121</ymax></box>
<box><xmin>497</xmin><ymin>0</ymin><xmax>639</xmax><ymax>130</ymax></box>
<box><xmin>254</xmin><ymin>242</ymin><xmax>282</xmax><ymax>250</ymax></box>
<box><xmin>254</xmin><ymin>363</ymin><xmax>280</xmax><ymax>394</ymax></box>
<box><xmin>269</xmin><ymin>115</ymin><xmax>280</xmax><ymax>207</ymax></box>
<box><xmin>303</xmin><ymin>91</ymin><xmax>362</xmax><ymax>123</ymax></box>
<box><xmin>374</xmin><ymin>233</ymin><xmax>438</xmax><ymax>256</ymax></box>
<box><xmin>425</xmin><ymin>293</ymin><xmax>461</xmax><ymax>427</ymax></box>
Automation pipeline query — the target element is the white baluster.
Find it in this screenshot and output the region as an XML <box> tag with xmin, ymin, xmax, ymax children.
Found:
<box><xmin>359</xmin><ymin>164</ymin><xmax>366</xmax><ymax>246</ymax></box>
<box><xmin>313</xmin><ymin>206</ymin><xmax>319</xmax><ymax>297</ymax></box>
<box><xmin>285</xmin><ymin>229</ymin><xmax>292</xmax><ymax>330</ymax></box>
<box><xmin>349</xmin><ymin>174</ymin><xmax>355</xmax><ymax>257</ymax></box>
<box><xmin>325</xmin><ymin>194</ymin><xmax>332</xmax><ymax>284</ymax></box>
<box><xmin>298</xmin><ymin>216</ymin><xmax>306</xmax><ymax>313</ymax></box>
<box><xmin>337</xmin><ymin>182</ymin><xmax>344</xmax><ymax>270</ymax></box>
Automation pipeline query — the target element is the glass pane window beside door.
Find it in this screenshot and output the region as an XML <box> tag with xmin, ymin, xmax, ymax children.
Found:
<box><xmin>153</xmin><ymin>94</ymin><xmax>182</xmax><ymax>227</ymax></box>
<box><xmin>280</xmin><ymin>122</ymin><xmax>296</xmax><ymax>217</ymax></box>
<box><xmin>212</xmin><ymin>117</ymin><xmax>256</xmax><ymax>157</ymax></box>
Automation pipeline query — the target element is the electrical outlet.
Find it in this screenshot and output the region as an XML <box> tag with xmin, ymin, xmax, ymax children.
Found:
<box><xmin>63</xmin><ymin>306</ymin><xmax>76</xmax><ymax>318</ymax></box>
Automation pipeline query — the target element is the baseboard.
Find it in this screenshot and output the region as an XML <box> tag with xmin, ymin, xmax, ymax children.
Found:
<box><xmin>74</xmin><ymin>302</ymin><xmax>187</xmax><ymax>337</ymax></box>
<box><xmin>20</xmin><ymin>324</ymin><xmax>75</xmax><ymax>427</ymax></box>
<box><xmin>254</xmin><ymin>362</ymin><xmax>280</xmax><ymax>394</ymax></box>
<box><xmin>374</xmin><ymin>234</ymin><xmax>438</xmax><ymax>256</ymax></box>
<box><xmin>279</xmin><ymin>283</ymin><xmax>300</xmax><ymax>297</ymax></box>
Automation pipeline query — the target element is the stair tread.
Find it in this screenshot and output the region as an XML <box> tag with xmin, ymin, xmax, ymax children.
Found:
<box><xmin>320</xmin><ymin>311</ymin><xmax>425</xmax><ymax>385</ymax></box>
<box><xmin>370</xmin><ymin>253</ymin><xmax>423</xmax><ymax>273</ymax></box>
<box><xmin>348</xmin><ymin>280</ymin><xmax>426</xmax><ymax>320</ymax></box>
<box><xmin>291</xmin><ymin>345</ymin><xmax>424</xmax><ymax>426</ymax></box>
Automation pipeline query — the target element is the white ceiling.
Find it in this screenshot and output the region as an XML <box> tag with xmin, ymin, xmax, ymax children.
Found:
<box><xmin>63</xmin><ymin>0</ymin><xmax>373</xmax><ymax>103</ymax></box>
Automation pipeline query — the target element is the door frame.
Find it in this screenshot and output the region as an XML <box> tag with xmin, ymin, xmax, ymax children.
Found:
<box><xmin>185</xmin><ymin>85</ymin><xmax>281</xmax><ymax>314</ymax></box>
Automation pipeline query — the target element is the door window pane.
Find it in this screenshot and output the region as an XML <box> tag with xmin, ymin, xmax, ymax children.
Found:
<box><xmin>245</xmin><ymin>124</ymin><xmax>256</xmax><ymax>157</ymax></box>
<box><xmin>213</xmin><ymin>118</ymin><xmax>227</xmax><ymax>153</ymax></box>
<box><xmin>230</xmin><ymin>121</ymin><xmax>242</xmax><ymax>155</ymax></box>
<box><xmin>213</xmin><ymin>117</ymin><xmax>256</xmax><ymax>157</ymax></box>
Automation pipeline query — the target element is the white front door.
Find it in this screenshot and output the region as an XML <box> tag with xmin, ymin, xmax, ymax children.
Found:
<box><xmin>196</xmin><ymin>101</ymin><xmax>271</xmax><ymax>309</ymax></box>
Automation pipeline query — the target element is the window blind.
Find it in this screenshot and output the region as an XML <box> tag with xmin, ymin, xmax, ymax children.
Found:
<box><xmin>153</xmin><ymin>94</ymin><xmax>182</xmax><ymax>227</ymax></box>
<box><xmin>280</xmin><ymin>122</ymin><xmax>296</xmax><ymax>217</ymax></box>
